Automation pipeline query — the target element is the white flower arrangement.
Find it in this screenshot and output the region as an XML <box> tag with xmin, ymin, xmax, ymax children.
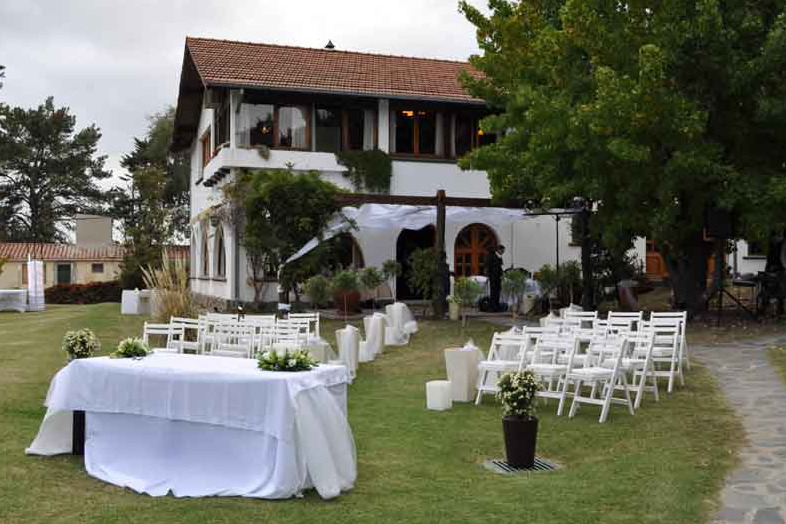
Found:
<box><xmin>257</xmin><ymin>347</ymin><xmax>317</xmax><ymax>372</ymax></box>
<box><xmin>497</xmin><ymin>371</ymin><xmax>541</xmax><ymax>419</ymax></box>
<box><xmin>111</xmin><ymin>337</ymin><xmax>150</xmax><ymax>359</ymax></box>
<box><xmin>62</xmin><ymin>329</ymin><xmax>101</xmax><ymax>359</ymax></box>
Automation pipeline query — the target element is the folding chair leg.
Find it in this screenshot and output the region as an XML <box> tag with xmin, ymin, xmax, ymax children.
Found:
<box><xmin>620</xmin><ymin>374</ymin><xmax>634</xmax><ymax>415</ymax></box>
<box><xmin>557</xmin><ymin>376</ymin><xmax>570</xmax><ymax>416</ymax></box>
<box><xmin>475</xmin><ymin>370</ymin><xmax>487</xmax><ymax>405</ymax></box>
<box><xmin>634</xmin><ymin>369</ymin><xmax>646</xmax><ymax>410</ymax></box>
<box><xmin>651</xmin><ymin>364</ymin><xmax>660</xmax><ymax>402</ymax></box>
<box><xmin>667</xmin><ymin>360</ymin><xmax>676</xmax><ymax>393</ymax></box>
<box><xmin>568</xmin><ymin>379</ymin><xmax>582</xmax><ymax>418</ymax></box>
<box><xmin>599</xmin><ymin>379</ymin><xmax>613</xmax><ymax>423</ymax></box>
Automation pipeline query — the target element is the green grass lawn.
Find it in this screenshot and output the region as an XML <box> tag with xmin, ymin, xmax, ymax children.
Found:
<box><xmin>0</xmin><ymin>304</ymin><xmax>741</xmax><ymax>523</ymax></box>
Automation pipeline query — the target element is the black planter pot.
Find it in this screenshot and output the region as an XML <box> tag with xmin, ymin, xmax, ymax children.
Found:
<box><xmin>502</xmin><ymin>415</ymin><xmax>538</xmax><ymax>468</ymax></box>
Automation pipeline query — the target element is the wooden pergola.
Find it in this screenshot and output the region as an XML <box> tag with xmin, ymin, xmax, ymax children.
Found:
<box><xmin>335</xmin><ymin>190</ymin><xmax>586</xmax><ymax>317</ymax></box>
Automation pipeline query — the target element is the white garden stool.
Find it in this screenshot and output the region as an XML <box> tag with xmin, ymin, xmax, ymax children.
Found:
<box><xmin>426</xmin><ymin>380</ymin><xmax>453</xmax><ymax>411</ymax></box>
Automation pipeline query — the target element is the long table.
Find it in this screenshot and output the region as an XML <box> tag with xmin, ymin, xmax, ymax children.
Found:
<box><xmin>27</xmin><ymin>354</ymin><xmax>356</xmax><ymax>499</ymax></box>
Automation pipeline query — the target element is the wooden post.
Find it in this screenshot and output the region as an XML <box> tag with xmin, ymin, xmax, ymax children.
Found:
<box><xmin>434</xmin><ymin>190</ymin><xmax>448</xmax><ymax>318</ymax></box>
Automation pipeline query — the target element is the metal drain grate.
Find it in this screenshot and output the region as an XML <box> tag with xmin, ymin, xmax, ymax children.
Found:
<box><xmin>483</xmin><ymin>457</ymin><xmax>560</xmax><ymax>475</ymax></box>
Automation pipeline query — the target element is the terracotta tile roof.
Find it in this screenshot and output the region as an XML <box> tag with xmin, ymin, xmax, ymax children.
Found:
<box><xmin>0</xmin><ymin>244</ymin><xmax>189</xmax><ymax>262</ymax></box>
<box><xmin>185</xmin><ymin>37</ymin><xmax>484</xmax><ymax>104</ymax></box>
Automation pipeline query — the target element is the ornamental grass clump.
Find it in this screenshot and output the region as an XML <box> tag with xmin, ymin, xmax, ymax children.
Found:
<box><xmin>111</xmin><ymin>337</ymin><xmax>150</xmax><ymax>359</ymax></box>
<box><xmin>62</xmin><ymin>329</ymin><xmax>101</xmax><ymax>359</ymax></box>
<box><xmin>142</xmin><ymin>252</ymin><xmax>198</xmax><ymax>322</ymax></box>
<box><xmin>497</xmin><ymin>371</ymin><xmax>541</xmax><ymax>419</ymax></box>
<box><xmin>258</xmin><ymin>348</ymin><xmax>317</xmax><ymax>372</ymax></box>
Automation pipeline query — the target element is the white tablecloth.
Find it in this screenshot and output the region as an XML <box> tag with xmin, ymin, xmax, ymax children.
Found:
<box><xmin>26</xmin><ymin>354</ymin><xmax>356</xmax><ymax>499</ymax></box>
<box><xmin>0</xmin><ymin>289</ymin><xmax>27</xmax><ymax>312</ymax></box>
<box><xmin>444</xmin><ymin>347</ymin><xmax>482</xmax><ymax>402</ymax></box>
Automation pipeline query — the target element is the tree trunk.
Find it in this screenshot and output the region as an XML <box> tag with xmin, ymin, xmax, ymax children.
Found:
<box><xmin>663</xmin><ymin>231</ymin><xmax>713</xmax><ymax>315</ymax></box>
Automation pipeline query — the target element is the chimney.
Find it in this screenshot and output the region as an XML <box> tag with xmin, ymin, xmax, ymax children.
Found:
<box><xmin>325</xmin><ymin>40</ymin><xmax>335</xmax><ymax>50</ymax></box>
<box><xmin>75</xmin><ymin>214</ymin><xmax>113</xmax><ymax>247</ymax></box>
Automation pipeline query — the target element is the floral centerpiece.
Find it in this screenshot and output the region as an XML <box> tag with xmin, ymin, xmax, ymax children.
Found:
<box><xmin>111</xmin><ymin>337</ymin><xmax>150</xmax><ymax>359</ymax></box>
<box><xmin>62</xmin><ymin>329</ymin><xmax>101</xmax><ymax>360</ymax></box>
<box><xmin>258</xmin><ymin>347</ymin><xmax>317</xmax><ymax>372</ymax></box>
<box><xmin>497</xmin><ymin>371</ymin><xmax>541</xmax><ymax>468</ymax></box>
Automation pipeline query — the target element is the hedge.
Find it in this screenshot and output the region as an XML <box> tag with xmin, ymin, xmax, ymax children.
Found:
<box><xmin>45</xmin><ymin>281</ymin><xmax>122</xmax><ymax>304</ymax></box>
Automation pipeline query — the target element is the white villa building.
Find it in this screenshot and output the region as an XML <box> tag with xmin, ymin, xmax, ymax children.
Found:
<box><xmin>171</xmin><ymin>37</ymin><xmax>764</xmax><ymax>305</ymax></box>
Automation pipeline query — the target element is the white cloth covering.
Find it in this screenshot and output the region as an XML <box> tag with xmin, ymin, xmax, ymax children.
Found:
<box><xmin>0</xmin><ymin>289</ymin><xmax>26</xmax><ymax>312</ymax></box>
<box><xmin>26</xmin><ymin>260</ymin><xmax>45</xmax><ymax>312</ymax></box>
<box><xmin>384</xmin><ymin>303</ymin><xmax>418</xmax><ymax>346</ymax></box>
<box><xmin>335</xmin><ymin>325</ymin><xmax>360</xmax><ymax>379</ymax></box>
<box><xmin>360</xmin><ymin>313</ymin><xmax>386</xmax><ymax>362</ymax></box>
<box><xmin>26</xmin><ymin>354</ymin><xmax>356</xmax><ymax>500</ymax></box>
<box><xmin>121</xmin><ymin>289</ymin><xmax>152</xmax><ymax>315</ymax></box>
<box><xmin>444</xmin><ymin>347</ymin><xmax>483</xmax><ymax>402</ymax></box>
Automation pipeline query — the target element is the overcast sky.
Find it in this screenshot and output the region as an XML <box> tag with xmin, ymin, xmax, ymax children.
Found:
<box><xmin>0</xmin><ymin>0</ymin><xmax>484</xmax><ymax>184</ymax></box>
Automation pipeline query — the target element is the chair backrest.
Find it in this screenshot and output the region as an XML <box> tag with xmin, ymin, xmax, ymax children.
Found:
<box><xmin>564</xmin><ymin>310</ymin><xmax>599</xmax><ymax>329</ymax></box>
<box><xmin>486</xmin><ymin>332</ymin><xmax>528</xmax><ymax>363</ymax></box>
<box><xmin>143</xmin><ymin>322</ymin><xmax>184</xmax><ymax>349</ymax></box>
<box><xmin>288</xmin><ymin>312</ymin><xmax>320</xmax><ymax>338</ymax></box>
<box><xmin>274</xmin><ymin>319</ymin><xmax>307</xmax><ymax>346</ymax></box>
<box><xmin>531</xmin><ymin>332</ymin><xmax>574</xmax><ymax>365</ymax></box>
<box><xmin>608</xmin><ymin>311</ymin><xmax>643</xmax><ymax>330</ymax></box>
<box><xmin>212</xmin><ymin>321</ymin><xmax>256</xmax><ymax>358</ymax></box>
<box><xmin>544</xmin><ymin>316</ymin><xmax>581</xmax><ymax>334</ymax></box>
<box><xmin>650</xmin><ymin>311</ymin><xmax>687</xmax><ymax>339</ymax></box>
<box><xmin>646</xmin><ymin>320</ymin><xmax>681</xmax><ymax>356</ymax></box>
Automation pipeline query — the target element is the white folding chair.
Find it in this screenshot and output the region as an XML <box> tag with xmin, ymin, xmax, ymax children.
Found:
<box><xmin>211</xmin><ymin>321</ymin><xmax>256</xmax><ymax>358</ymax></box>
<box><xmin>647</xmin><ymin>319</ymin><xmax>683</xmax><ymax>393</ymax></box>
<box><xmin>608</xmin><ymin>311</ymin><xmax>643</xmax><ymax>332</ymax></box>
<box><xmin>563</xmin><ymin>310</ymin><xmax>599</xmax><ymax>329</ymax></box>
<box><xmin>564</xmin><ymin>336</ymin><xmax>635</xmax><ymax>423</ymax></box>
<box><xmin>143</xmin><ymin>322</ymin><xmax>184</xmax><ymax>354</ymax></box>
<box><xmin>544</xmin><ymin>316</ymin><xmax>581</xmax><ymax>334</ymax></box>
<box><xmin>274</xmin><ymin>319</ymin><xmax>307</xmax><ymax>348</ymax></box>
<box><xmin>288</xmin><ymin>312</ymin><xmax>320</xmax><ymax>339</ymax></box>
<box><xmin>526</xmin><ymin>333</ymin><xmax>580</xmax><ymax>416</ymax></box>
<box><xmin>650</xmin><ymin>311</ymin><xmax>689</xmax><ymax>369</ymax></box>
<box><xmin>170</xmin><ymin>316</ymin><xmax>202</xmax><ymax>354</ymax></box>
<box><xmin>475</xmin><ymin>332</ymin><xmax>529</xmax><ymax>405</ymax></box>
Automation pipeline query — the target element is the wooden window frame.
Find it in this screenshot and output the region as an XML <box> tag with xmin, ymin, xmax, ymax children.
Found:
<box><xmin>200</xmin><ymin>129</ymin><xmax>212</xmax><ymax>172</ymax></box>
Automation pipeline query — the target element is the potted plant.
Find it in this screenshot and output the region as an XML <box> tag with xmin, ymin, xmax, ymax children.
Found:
<box><xmin>359</xmin><ymin>266</ymin><xmax>384</xmax><ymax>309</ymax></box>
<box><xmin>497</xmin><ymin>371</ymin><xmax>541</xmax><ymax>468</ymax></box>
<box><xmin>447</xmin><ymin>295</ymin><xmax>461</xmax><ymax>321</ymax></box>
<box><xmin>502</xmin><ymin>269</ymin><xmax>529</xmax><ymax>320</ymax></box>
<box><xmin>304</xmin><ymin>274</ymin><xmax>331</xmax><ymax>311</ymax></box>
<box><xmin>381</xmin><ymin>259</ymin><xmax>402</xmax><ymax>301</ymax></box>
<box><xmin>332</xmin><ymin>269</ymin><xmax>360</xmax><ymax>318</ymax></box>
<box><xmin>62</xmin><ymin>329</ymin><xmax>101</xmax><ymax>361</ymax></box>
<box><xmin>452</xmin><ymin>277</ymin><xmax>484</xmax><ymax>328</ymax></box>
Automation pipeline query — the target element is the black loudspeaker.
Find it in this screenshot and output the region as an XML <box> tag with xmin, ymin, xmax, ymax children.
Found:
<box><xmin>705</xmin><ymin>208</ymin><xmax>735</xmax><ymax>239</ymax></box>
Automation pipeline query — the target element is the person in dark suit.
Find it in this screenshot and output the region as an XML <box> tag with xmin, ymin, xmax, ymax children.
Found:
<box><xmin>486</xmin><ymin>245</ymin><xmax>505</xmax><ymax>312</ymax></box>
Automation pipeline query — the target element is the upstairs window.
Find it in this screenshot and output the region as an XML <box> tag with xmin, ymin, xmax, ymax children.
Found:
<box><xmin>453</xmin><ymin>114</ymin><xmax>497</xmax><ymax>158</ymax></box>
<box><xmin>237</xmin><ymin>103</ymin><xmax>275</xmax><ymax>148</ymax></box>
<box><xmin>214</xmin><ymin>227</ymin><xmax>226</xmax><ymax>278</ymax></box>
<box><xmin>315</xmin><ymin>107</ymin><xmax>342</xmax><ymax>153</ymax></box>
<box><xmin>390</xmin><ymin>110</ymin><xmax>441</xmax><ymax>156</ymax></box>
<box><xmin>277</xmin><ymin>105</ymin><xmax>309</xmax><ymax>149</ymax></box>
<box><xmin>200</xmin><ymin>129</ymin><xmax>212</xmax><ymax>171</ymax></box>
<box><xmin>215</xmin><ymin>102</ymin><xmax>230</xmax><ymax>151</ymax></box>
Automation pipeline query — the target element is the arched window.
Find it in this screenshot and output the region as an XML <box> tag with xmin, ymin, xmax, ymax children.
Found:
<box><xmin>201</xmin><ymin>226</ymin><xmax>210</xmax><ymax>277</ymax></box>
<box><xmin>454</xmin><ymin>223</ymin><xmax>498</xmax><ymax>277</ymax></box>
<box><xmin>214</xmin><ymin>226</ymin><xmax>226</xmax><ymax>278</ymax></box>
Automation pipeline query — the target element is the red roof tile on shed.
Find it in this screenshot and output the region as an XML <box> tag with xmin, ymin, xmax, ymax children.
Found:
<box><xmin>185</xmin><ymin>37</ymin><xmax>484</xmax><ymax>103</ymax></box>
<box><xmin>0</xmin><ymin>244</ymin><xmax>189</xmax><ymax>262</ymax></box>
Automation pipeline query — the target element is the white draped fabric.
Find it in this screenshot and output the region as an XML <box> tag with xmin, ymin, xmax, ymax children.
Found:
<box><xmin>384</xmin><ymin>303</ymin><xmax>418</xmax><ymax>346</ymax></box>
<box><xmin>286</xmin><ymin>204</ymin><xmax>531</xmax><ymax>264</ymax></box>
<box><xmin>27</xmin><ymin>354</ymin><xmax>356</xmax><ymax>500</ymax></box>
<box><xmin>27</xmin><ymin>260</ymin><xmax>45</xmax><ymax>312</ymax></box>
<box><xmin>359</xmin><ymin>313</ymin><xmax>386</xmax><ymax>362</ymax></box>
<box><xmin>0</xmin><ymin>289</ymin><xmax>26</xmax><ymax>312</ymax></box>
<box><xmin>335</xmin><ymin>325</ymin><xmax>360</xmax><ymax>378</ymax></box>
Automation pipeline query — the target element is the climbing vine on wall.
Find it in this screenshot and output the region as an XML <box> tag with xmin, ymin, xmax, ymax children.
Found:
<box><xmin>336</xmin><ymin>149</ymin><xmax>392</xmax><ymax>194</ymax></box>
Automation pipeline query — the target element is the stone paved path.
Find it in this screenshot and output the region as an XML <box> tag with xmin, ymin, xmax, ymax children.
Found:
<box><xmin>694</xmin><ymin>335</ymin><xmax>786</xmax><ymax>524</ymax></box>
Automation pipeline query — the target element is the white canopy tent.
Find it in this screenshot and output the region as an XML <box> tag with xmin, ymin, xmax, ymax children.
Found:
<box><xmin>285</xmin><ymin>204</ymin><xmax>532</xmax><ymax>265</ymax></box>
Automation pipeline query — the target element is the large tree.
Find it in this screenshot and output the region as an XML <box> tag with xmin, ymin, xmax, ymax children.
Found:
<box><xmin>0</xmin><ymin>97</ymin><xmax>110</xmax><ymax>242</ymax></box>
<box><xmin>112</xmin><ymin>107</ymin><xmax>190</xmax><ymax>288</ymax></box>
<box><xmin>459</xmin><ymin>0</ymin><xmax>786</xmax><ymax>312</ymax></box>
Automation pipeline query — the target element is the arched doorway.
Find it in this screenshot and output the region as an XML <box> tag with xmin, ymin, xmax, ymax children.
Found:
<box><xmin>454</xmin><ymin>223</ymin><xmax>498</xmax><ymax>277</ymax></box>
<box><xmin>396</xmin><ymin>225</ymin><xmax>435</xmax><ymax>299</ymax></box>
<box><xmin>335</xmin><ymin>233</ymin><xmax>365</xmax><ymax>269</ymax></box>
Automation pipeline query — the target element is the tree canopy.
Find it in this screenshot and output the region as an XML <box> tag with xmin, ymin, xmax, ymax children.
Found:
<box><xmin>459</xmin><ymin>0</ymin><xmax>786</xmax><ymax>311</ymax></box>
<box><xmin>0</xmin><ymin>97</ymin><xmax>110</xmax><ymax>242</ymax></box>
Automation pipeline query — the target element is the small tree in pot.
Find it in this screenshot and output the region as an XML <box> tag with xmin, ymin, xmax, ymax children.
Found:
<box><xmin>359</xmin><ymin>267</ymin><xmax>384</xmax><ymax>310</ymax></box>
<box><xmin>502</xmin><ymin>269</ymin><xmax>529</xmax><ymax>319</ymax></box>
<box><xmin>381</xmin><ymin>259</ymin><xmax>402</xmax><ymax>301</ymax></box>
<box><xmin>497</xmin><ymin>371</ymin><xmax>541</xmax><ymax>468</ymax></box>
<box><xmin>332</xmin><ymin>269</ymin><xmax>360</xmax><ymax>320</ymax></box>
<box><xmin>452</xmin><ymin>277</ymin><xmax>484</xmax><ymax>329</ymax></box>
<box><xmin>304</xmin><ymin>274</ymin><xmax>331</xmax><ymax>311</ymax></box>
